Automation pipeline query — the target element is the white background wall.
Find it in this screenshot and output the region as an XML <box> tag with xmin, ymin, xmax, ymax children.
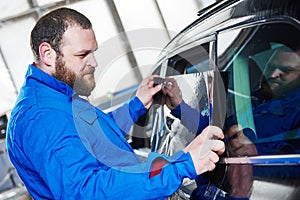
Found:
<box><xmin>0</xmin><ymin>0</ymin><xmax>216</xmax><ymax>116</ymax></box>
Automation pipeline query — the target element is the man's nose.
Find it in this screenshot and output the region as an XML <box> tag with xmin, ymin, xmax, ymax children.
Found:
<box><xmin>88</xmin><ymin>54</ymin><xmax>98</xmax><ymax>68</ymax></box>
<box><xmin>270</xmin><ymin>68</ymin><xmax>283</xmax><ymax>78</ymax></box>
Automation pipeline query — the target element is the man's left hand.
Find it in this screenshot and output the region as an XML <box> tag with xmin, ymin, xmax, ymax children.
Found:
<box><xmin>136</xmin><ymin>75</ymin><xmax>162</xmax><ymax>109</ymax></box>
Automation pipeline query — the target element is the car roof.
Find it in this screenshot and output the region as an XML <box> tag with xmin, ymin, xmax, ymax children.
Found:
<box><xmin>156</xmin><ymin>0</ymin><xmax>300</xmax><ymax>64</ymax></box>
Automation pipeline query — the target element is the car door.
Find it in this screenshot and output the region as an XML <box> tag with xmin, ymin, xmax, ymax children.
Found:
<box><xmin>148</xmin><ymin>15</ymin><xmax>300</xmax><ymax>200</ymax></box>
<box><xmin>144</xmin><ymin>0</ymin><xmax>300</xmax><ymax>199</ymax></box>
<box><xmin>145</xmin><ymin>35</ymin><xmax>223</xmax><ymax>199</ymax></box>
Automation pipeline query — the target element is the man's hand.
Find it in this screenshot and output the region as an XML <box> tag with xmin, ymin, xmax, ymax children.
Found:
<box><xmin>183</xmin><ymin>126</ymin><xmax>225</xmax><ymax>175</ymax></box>
<box><xmin>226</xmin><ymin>125</ymin><xmax>258</xmax><ymax>198</ymax></box>
<box><xmin>227</xmin><ymin>125</ymin><xmax>258</xmax><ymax>157</ymax></box>
<box><xmin>161</xmin><ymin>77</ymin><xmax>183</xmax><ymax>110</ymax></box>
<box><xmin>136</xmin><ymin>75</ymin><xmax>162</xmax><ymax>109</ymax></box>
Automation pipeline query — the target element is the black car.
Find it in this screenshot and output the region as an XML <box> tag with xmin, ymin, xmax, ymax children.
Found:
<box><xmin>134</xmin><ymin>0</ymin><xmax>300</xmax><ymax>199</ymax></box>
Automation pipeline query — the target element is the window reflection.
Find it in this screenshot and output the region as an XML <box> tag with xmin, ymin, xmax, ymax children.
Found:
<box><xmin>155</xmin><ymin>73</ymin><xmax>211</xmax><ymax>155</ymax></box>
<box><xmin>225</xmin><ymin>44</ymin><xmax>300</xmax><ymax>157</ymax></box>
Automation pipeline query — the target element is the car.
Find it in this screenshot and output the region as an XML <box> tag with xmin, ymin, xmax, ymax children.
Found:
<box><xmin>132</xmin><ymin>0</ymin><xmax>300</xmax><ymax>199</ymax></box>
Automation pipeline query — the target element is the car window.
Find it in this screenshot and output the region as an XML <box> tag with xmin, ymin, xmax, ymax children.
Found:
<box><xmin>167</xmin><ymin>42</ymin><xmax>213</xmax><ymax>129</ymax></box>
<box><xmin>148</xmin><ymin>41</ymin><xmax>215</xmax><ymax>154</ymax></box>
<box><xmin>200</xmin><ymin>21</ymin><xmax>300</xmax><ymax>199</ymax></box>
<box><xmin>165</xmin><ymin>42</ymin><xmax>211</xmax><ymax>76</ymax></box>
<box><xmin>217</xmin><ymin>22</ymin><xmax>300</xmax><ymax>157</ymax></box>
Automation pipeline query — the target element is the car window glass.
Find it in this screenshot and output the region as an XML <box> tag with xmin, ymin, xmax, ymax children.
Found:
<box><xmin>151</xmin><ymin>42</ymin><xmax>214</xmax><ymax>155</ymax></box>
<box><xmin>168</xmin><ymin>42</ymin><xmax>212</xmax><ymax>128</ymax></box>
<box><xmin>165</xmin><ymin>43</ymin><xmax>210</xmax><ymax>76</ymax></box>
<box><xmin>217</xmin><ymin>22</ymin><xmax>300</xmax><ymax>157</ymax></box>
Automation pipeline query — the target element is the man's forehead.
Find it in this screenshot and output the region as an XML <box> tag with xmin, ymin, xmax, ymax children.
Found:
<box><xmin>61</xmin><ymin>26</ymin><xmax>97</xmax><ymax>49</ymax></box>
<box><xmin>273</xmin><ymin>51</ymin><xmax>300</xmax><ymax>65</ymax></box>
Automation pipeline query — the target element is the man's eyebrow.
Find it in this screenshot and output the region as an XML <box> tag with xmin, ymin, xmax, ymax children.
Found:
<box><xmin>276</xmin><ymin>65</ymin><xmax>300</xmax><ymax>71</ymax></box>
<box><xmin>75</xmin><ymin>48</ymin><xmax>98</xmax><ymax>54</ymax></box>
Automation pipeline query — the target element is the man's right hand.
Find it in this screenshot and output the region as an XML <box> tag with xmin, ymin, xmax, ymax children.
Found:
<box><xmin>226</xmin><ymin>124</ymin><xmax>258</xmax><ymax>198</ymax></box>
<box><xmin>183</xmin><ymin>126</ymin><xmax>225</xmax><ymax>175</ymax></box>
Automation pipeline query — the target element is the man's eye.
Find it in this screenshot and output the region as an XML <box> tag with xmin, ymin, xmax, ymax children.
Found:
<box><xmin>279</xmin><ymin>67</ymin><xmax>294</xmax><ymax>73</ymax></box>
<box><xmin>78</xmin><ymin>54</ymin><xmax>87</xmax><ymax>58</ymax></box>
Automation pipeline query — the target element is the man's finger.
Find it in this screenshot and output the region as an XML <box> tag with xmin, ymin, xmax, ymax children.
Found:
<box><xmin>209</xmin><ymin>151</ymin><xmax>220</xmax><ymax>163</ymax></box>
<box><xmin>150</xmin><ymin>84</ymin><xmax>162</xmax><ymax>95</ymax></box>
<box><xmin>211</xmin><ymin>140</ymin><xmax>226</xmax><ymax>155</ymax></box>
<box><xmin>204</xmin><ymin>126</ymin><xmax>224</xmax><ymax>140</ymax></box>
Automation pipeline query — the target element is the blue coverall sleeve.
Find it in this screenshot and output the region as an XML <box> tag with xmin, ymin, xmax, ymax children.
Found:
<box><xmin>20</xmin><ymin>110</ymin><xmax>197</xmax><ymax>199</ymax></box>
<box><xmin>108</xmin><ymin>96</ymin><xmax>147</xmax><ymax>134</ymax></box>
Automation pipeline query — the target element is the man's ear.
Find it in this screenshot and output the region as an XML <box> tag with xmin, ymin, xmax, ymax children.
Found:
<box><xmin>39</xmin><ymin>42</ymin><xmax>56</xmax><ymax>67</ymax></box>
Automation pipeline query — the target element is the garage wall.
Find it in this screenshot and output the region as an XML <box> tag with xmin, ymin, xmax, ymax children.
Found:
<box><xmin>0</xmin><ymin>0</ymin><xmax>216</xmax><ymax>115</ymax></box>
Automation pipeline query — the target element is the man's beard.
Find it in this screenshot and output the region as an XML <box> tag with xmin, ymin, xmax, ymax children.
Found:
<box><xmin>260</xmin><ymin>76</ymin><xmax>300</xmax><ymax>100</ymax></box>
<box><xmin>52</xmin><ymin>56</ymin><xmax>96</xmax><ymax>97</ymax></box>
<box><xmin>259</xmin><ymin>76</ymin><xmax>273</xmax><ymax>101</ymax></box>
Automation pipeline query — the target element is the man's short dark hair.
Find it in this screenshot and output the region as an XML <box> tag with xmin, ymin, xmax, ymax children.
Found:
<box><xmin>30</xmin><ymin>7</ymin><xmax>92</xmax><ymax>62</ymax></box>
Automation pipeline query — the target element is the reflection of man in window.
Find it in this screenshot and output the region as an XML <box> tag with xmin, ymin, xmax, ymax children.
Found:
<box><xmin>260</xmin><ymin>46</ymin><xmax>300</xmax><ymax>101</ymax></box>
<box><xmin>224</xmin><ymin>46</ymin><xmax>300</xmax><ymax>199</ymax></box>
<box><xmin>226</xmin><ymin>45</ymin><xmax>300</xmax><ymax>158</ymax></box>
<box><xmin>228</xmin><ymin>45</ymin><xmax>300</xmax><ymax>155</ymax></box>
<box><xmin>249</xmin><ymin>45</ymin><xmax>300</xmax><ymax>154</ymax></box>
<box><xmin>256</xmin><ymin>45</ymin><xmax>300</xmax><ymax>153</ymax></box>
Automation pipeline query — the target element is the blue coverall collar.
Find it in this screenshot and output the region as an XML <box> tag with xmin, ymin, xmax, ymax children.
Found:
<box><xmin>26</xmin><ymin>63</ymin><xmax>76</xmax><ymax>97</ymax></box>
